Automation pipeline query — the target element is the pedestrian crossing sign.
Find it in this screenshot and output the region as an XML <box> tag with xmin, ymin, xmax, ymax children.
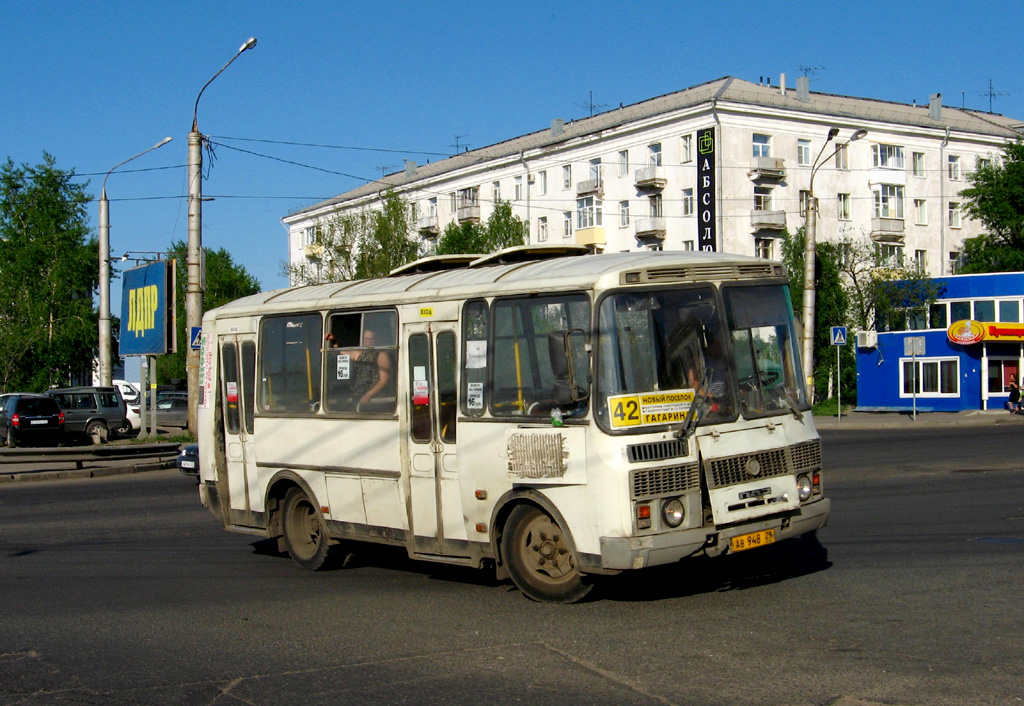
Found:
<box><xmin>831</xmin><ymin>326</ymin><xmax>848</xmax><ymax>346</ymax></box>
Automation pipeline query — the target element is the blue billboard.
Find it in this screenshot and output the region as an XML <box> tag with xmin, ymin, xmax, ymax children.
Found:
<box><xmin>119</xmin><ymin>260</ymin><xmax>175</xmax><ymax>356</ymax></box>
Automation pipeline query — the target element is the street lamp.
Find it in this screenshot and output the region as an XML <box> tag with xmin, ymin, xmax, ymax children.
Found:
<box><xmin>187</xmin><ymin>37</ymin><xmax>257</xmax><ymax>433</ymax></box>
<box><xmin>98</xmin><ymin>137</ymin><xmax>173</xmax><ymax>387</ymax></box>
<box><xmin>800</xmin><ymin>127</ymin><xmax>868</xmax><ymax>396</ymax></box>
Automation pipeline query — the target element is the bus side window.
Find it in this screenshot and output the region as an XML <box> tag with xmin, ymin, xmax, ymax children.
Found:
<box><xmin>461</xmin><ymin>300</ymin><xmax>488</xmax><ymax>417</ymax></box>
<box><xmin>240</xmin><ymin>341</ymin><xmax>256</xmax><ymax>434</ymax></box>
<box><xmin>222</xmin><ymin>342</ymin><xmax>240</xmax><ymax>434</ymax></box>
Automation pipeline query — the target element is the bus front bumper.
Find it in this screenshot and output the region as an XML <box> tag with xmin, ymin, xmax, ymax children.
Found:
<box><xmin>594</xmin><ymin>497</ymin><xmax>830</xmax><ymax>572</ymax></box>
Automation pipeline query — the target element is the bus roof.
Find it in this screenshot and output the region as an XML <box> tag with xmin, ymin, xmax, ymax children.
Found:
<box><xmin>207</xmin><ymin>248</ymin><xmax>786</xmax><ymax>321</ymax></box>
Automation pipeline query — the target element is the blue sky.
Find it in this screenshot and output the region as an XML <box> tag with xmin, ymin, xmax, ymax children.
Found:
<box><xmin>3</xmin><ymin>0</ymin><xmax>1022</xmax><ymax>342</ymax></box>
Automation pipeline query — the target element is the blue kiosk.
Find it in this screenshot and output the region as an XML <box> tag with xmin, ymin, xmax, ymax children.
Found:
<box><xmin>856</xmin><ymin>272</ymin><xmax>1024</xmax><ymax>412</ymax></box>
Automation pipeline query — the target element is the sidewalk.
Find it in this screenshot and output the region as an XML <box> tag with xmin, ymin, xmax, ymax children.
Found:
<box><xmin>813</xmin><ymin>408</ymin><xmax>1023</xmax><ymax>429</ymax></box>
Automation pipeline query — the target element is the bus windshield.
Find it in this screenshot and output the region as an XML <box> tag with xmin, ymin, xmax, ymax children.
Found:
<box><xmin>596</xmin><ymin>283</ymin><xmax>807</xmax><ymax>431</ymax></box>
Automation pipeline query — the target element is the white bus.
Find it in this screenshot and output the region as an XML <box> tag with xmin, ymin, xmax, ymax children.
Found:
<box><xmin>197</xmin><ymin>246</ymin><xmax>829</xmax><ymax>602</ymax></box>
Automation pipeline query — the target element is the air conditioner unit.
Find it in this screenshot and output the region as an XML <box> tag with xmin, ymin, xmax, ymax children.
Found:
<box><xmin>856</xmin><ymin>331</ymin><xmax>878</xmax><ymax>349</ymax></box>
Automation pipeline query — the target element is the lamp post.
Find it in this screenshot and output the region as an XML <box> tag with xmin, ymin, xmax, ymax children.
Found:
<box><xmin>98</xmin><ymin>137</ymin><xmax>173</xmax><ymax>387</ymax></box>
<box><xmin>800</xmin><ymin>127</ymin><xmax>868</xmax><ymax>396</ymax></box>
<box><xmin>187</xmin><ymin>37</ymin><xmax>257</xmax><ymax>433</ymax></box>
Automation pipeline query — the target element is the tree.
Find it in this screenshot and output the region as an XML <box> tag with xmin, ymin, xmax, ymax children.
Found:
<box><xmin>0</xmin><ymin>153</ymin><xmax>97</xmax><ymax>392</ymax></box>
<box><xmin>284</xmin><ymin>191</ymin><xmax>420</xmax><ymax>285</ymax></box>
<box><xmin>958</xmin><ymin>138</ymin><xmax>1024</xmax><ymax>273</ymax></box>
<box><xmin>781</xmin><ymin>227</ymin><xmax>853</xmax><ymax>401</ymax></box>
<box><xmin>155</xmin><ymin>241</ymin><xmax>261</xmax><ymax>383</ymax></box>
<box><xmin>434</xmin><ymin>200</ymin><xmax>525</xmax><ymax>256</ymax></box>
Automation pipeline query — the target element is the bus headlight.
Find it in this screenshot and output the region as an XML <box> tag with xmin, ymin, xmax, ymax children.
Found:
<box><xmin>662</xmin><ymin>498</ymin><xmax>685</xmax><ymax>528</ymax></box>
<box><xmin>796</xmin><ymin>475</ymin><xmax>813</xmax><ymax>502</ymax></box>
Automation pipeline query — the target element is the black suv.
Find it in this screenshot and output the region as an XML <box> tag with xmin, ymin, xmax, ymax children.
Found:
<box><xmin>0</xmin><ymin>394</ymin><xmax>65</xmax><ymax>447</ymax></box>
<box><xmin>47</xmin><ymin>386</ymin><xmax>126</xmax><ymax>443</ymax></box>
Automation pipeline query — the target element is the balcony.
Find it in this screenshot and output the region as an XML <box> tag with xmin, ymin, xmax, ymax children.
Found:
<box><xmin>456</xmin><ymin>204</ymin><xmax>481</xmax><ymax>223</ymax></box>
<box><xmin>576</xmin><ymin>178</ymin><xmax>603</xmax><ymax>197</ymax></box>
<box><xmin>871</xmin><ymin>217</ymin><xmax>905</xmax><ymax>243</ymax></box>
<box><xmin>417</xmin><ymin>216</ymin><xmax>439</xmax><ymax>236</ymax></box>
<box><xmin>634</xmin><ymin>217</ymin><xmax>666</xmax><ymax>240</ymax></box>
<box><xmin>750</xmin><ymin>209</ymin><xmax>787</xmax><ymax>231</ymax></box>
<box><xmin>634</xmin><ymin>166</ymin><xmax>667</xmax><ymax>190</ymax></box>
<box><xmin>574</xmin><ymin>227</ymin><xmax>606</xmax><ymax>247</ymax></box>
<box><xmin>749</xmin><ymin>156</ymin><xmax>786</xmax><ymax>180</ymax></box>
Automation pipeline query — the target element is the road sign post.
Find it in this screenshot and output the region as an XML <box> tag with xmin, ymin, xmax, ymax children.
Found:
<box><xmin>831</xmin><ymin>327</ymin><xmax>847</xmax><ymax>421</ymax></box>
<box><xmin>905</xmin><ymin>336</ymin><xmax>926</xmax><ymax>420</ymax></box>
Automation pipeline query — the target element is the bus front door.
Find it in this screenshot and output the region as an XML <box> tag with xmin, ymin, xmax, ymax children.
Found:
<box><xmin>405</xmin><ymin>325</ymin><xmax>465</xmax><ymax>557</ymax></box>
<box><xmin>219</xmin><ymin>335</ymin><xmax>257</xmax><ymax>526</ymax></box>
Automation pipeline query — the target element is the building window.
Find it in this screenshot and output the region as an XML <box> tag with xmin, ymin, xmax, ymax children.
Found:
<box><xmin>835</xmin><ymin>143</ymin><xmax>849</xmax><ymax>170</ymax></box>
<box><xmin>799</xmin><ymin>190</ymin><xmax>811</xmax><ymax>219</ymax></box>
<box><xmin>683</xmin><ymin>240</ymin><xmax>695</xmax><ymax>251</ymax></box>
<box><xmin>914</xmin><ymin>249</ymin><xmax>927</xmax><ymax>274</ymax></box>
<box><xmin>682</xmin><ymin>188</ymin><xmax>695</xmax><ymax>216</ymax></box>
<box><xmin>871</xmin><ymin>143</ymin><xmax>905</xmax><ymax>169</ymax></box>
<box><xmin>876</xmin><ymin>244</ymin><xmax>904</xmax><ymax>268</ymax></box>
<box><xmin>514</xmin><ymin>176</ymin><xmax>523</xmax><ymax>201</ymax></box>
<box><xmin>837</xmin><ymin>193</ymin><xmax>851</xmax><ymax>220</ymax></box>
<box><xmin>681</xmin><ymin>134</ymin><xmax>693</xmax><ymax>163</ymax></box>
<box><xmin>537</xmin><ymin>216</ymin><xmax>548</xmax><ymax>242</ymax></box>
<box><xmin>949</xmin><ymin>201</ymin><xmax>961</xmax><ymax>228</ymax></box>
<box><xmin>974</xmin><ymin>300</ymin><xmax>996</xmax><ymax>322</ymax></box>
<box><xmin>576</xmin><ymin>196</ymin><xmax>602</xmax><ymax>229</ymax></box>
<box><xmin>754</xmin><ymin>186</ymin><xmax>773</xmax><ymax>211</ymax></box>
<box><xmin>913</xmin><ymin>152</ymin><xmax>925</xmax><ymax>177</ymax></box>
<box><xmin>950</xmin><ymin>300</ymin><xmax>971</xmax><ymax>321</ymax></box>
<box><xmin>537</xmin><ymin>171</ymin><xmax>547</xmax><ymax>196</ymax></box>
<box><xmin>797</xmin><ymin>139</ymin><xmax>812</xmax><ymax>166</ymax></box>
<box><xmin>562</xmin><ymin>165</ymin><xmax>572</xmax><ymax>190</ymax></box>
<box><xmin>752</xmin><ymin>133</ymin><xmax>771</xmax><ymax>158</ymax></box>
<box><xmin>949</xmin><ymin>251</ymin><xmax>961</xmax><ymax>274</ymax></box>
<box><xmin>492</xmin><ymin>181</ymin><xmax>501</xmax><ymax>203</ymax></box>
<box><xmin>978</xmin><ymin>158</ymin><xmax>992</xmax><ymax>170</ymax></box>
<box><xmin>755</xmin><ymin>238</ymin><xmax>774</xmax><ymax>260</ymax></box>
<box><xmin>988</xmin><ymin>358</ymin><xmax>1020</xmax><ymax>395</ymax></box>
<box><xmin>457</xmin><ymin>187</ymin><xmax>479</xmax><ymax>208</ymax></box>
<box><xmin>873</xmin><ymin>184</ymin><xmax>904</xmax><ymax>218</ymax></box>
<box><xmin>911</xmin><ymin>199</ymin><xmax>926</xmax><ymax>225</ymax></box>
<box><xmin>948</xmin><ymin>155</ymin><xmax>961</xmax><ymax>180</ymax></box>
<box><xmin>563</xmin><ymin>211</ymin><xmax>573</xmax><ymax>238</ymax></box>
<box><xmin>1000</xmin><ymin>300</ymin><xmax>1020</xmax><ymax>322</ymax></box>
<box><xmin>619</xmin><ymin>201</ymin><xmax>630</xmax><ymax>227</ymax></box>
<box><xmin>618</xmin><ymin>150</ymin><xmax>629</xmax><ymax>176</ymax></box>
<box><xmin>901</xmin><ymin>358</ymin><xmax>959</xmax><ymax>397</ymax></box>
<box><xmin>589</xmin><ymin>158</ymin><xmax>602</xmax><ymax>183</ymax></box>
<box><xmin>450</xmin><ymin>192</ymin><xmax>457</xmax><ymax>213</ymax></box>
<box><xmin>428</xmin><ymin>197</ymin><xmax>437</xmax><ymax>218</ymax></box>
<box><xmin>648</xmin><ymin>143</ymin><xmax>662</xmax><ymax>167</ymax></box>
<box><xmin>648</xmin><ymin>194</ymin><xmax>663</xmax><ymax>218</ymax></box>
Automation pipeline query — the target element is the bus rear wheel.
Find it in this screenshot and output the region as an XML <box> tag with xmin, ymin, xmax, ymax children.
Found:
<box><xmin>281</xmin><ymin>488</ymin><xmax>332</xmax><ymax>571</ymax></box>
<box><xmin>501</xmin><ymin>505</ymin><xmax>591</xmax><ymax>603</ymax></box>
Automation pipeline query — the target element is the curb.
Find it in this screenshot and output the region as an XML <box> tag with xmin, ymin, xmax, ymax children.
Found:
<box><xmin>1</xmin><ymin>459</ymin><xmax>177</xmax><ymax>484</ymax></box>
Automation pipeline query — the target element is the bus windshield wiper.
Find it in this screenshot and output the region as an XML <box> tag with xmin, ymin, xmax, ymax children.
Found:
<box><xmin>676</xmin><ymin>368</ymin><xmax>711</xmax><ymax>441</ymax></box>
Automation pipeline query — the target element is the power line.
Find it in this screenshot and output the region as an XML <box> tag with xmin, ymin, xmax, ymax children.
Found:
<box><xmin>209</xmin><ymin>135</ymin><xmax>450</xmax><ymax>157</ymax></box>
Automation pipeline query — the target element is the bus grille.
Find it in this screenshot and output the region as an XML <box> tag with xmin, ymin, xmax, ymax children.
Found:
<box><xmin>626</xmin><ymin>438</ymin><xmax>687</xmax><ymax>463</ymax></box>
<box><xmin>790</xmin><ymin>439</ymin><xmax>822</xmax><ymax>472</ymax></box>
<box><xmin>707</xmin><ymin>447</ymin><xmax>790</xmax><ymax>489</ymax></box>
<box><xmin>631</xmin><ymin>463</ymin><xmax>700</xmax><ymax>499</ymax></box>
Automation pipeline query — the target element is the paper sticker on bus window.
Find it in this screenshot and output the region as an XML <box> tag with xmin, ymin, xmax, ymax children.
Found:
<box><xmin>467</xmin><ymin>382</ymin><xmax>484</xmax><ymax>409</ymax></box>
<box><xmin>337</xmin><ymin>354</ymin><xmax>351</xmax><ymax>380</ymax></box>
<box><xmin>413</xmin><ymin>366</ymin><xmax>427</xmax><ymax>380</ymax></box>
<box><xmin>607</xmin><ymin>388</ymin><xmax>695</xmax><ymax>428</ymax></box>
<box><xmin>466</xmin><ymin>340</ymin><xmax>487</xmax><ymax>369</ymax></box>
<box><xmin>413</xmin><ymin>379</ymin><xmax>430</xmax><ymax>405</ymax></box>
<box><xmin>226</xmin><ymin>381</ymin><xmax>238</xmax><ymax>403</ymax></box>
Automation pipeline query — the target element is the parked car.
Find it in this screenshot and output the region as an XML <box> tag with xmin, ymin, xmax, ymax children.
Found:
<box><xmin>0</xmin><ymin>394</ymin><xmax>64</xmax><ymax>447</ymax></box>
<box><xmin>120</xmin><ymin>402</ymin><xmax>141</xmax><ymax>436</ymax></box>
<box><xmin>113</xmin><ymin>379</ymin><xmax>140</xmax><ymax>405</ymax></box>
<box><xmin>156</xmin><ymin>396</ymin><xmax>189</xmax><ymax>428</ymax></box>
<box><xmin>176</xmin><ymin>443</ymin><xmax>199</xmax><ymax>476</ymax></box>
<box><xmin>46</xmin><ymin>386</ymin><xmax>126</xmax><ymax>443</ymax></box>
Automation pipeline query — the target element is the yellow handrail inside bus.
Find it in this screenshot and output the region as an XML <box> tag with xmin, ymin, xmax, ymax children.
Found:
<box><xmin>305</xmin><ymin>346</ymin><xmax>313</xmax><ymax>401</ymax></box>
<box><xmin>514</xmin><ymin>338</ymin><xmax>524</xmax><ymax>411</ymax></box>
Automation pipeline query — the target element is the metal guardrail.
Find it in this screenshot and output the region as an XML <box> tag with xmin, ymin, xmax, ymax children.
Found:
<box><xmin>0</xmin><ymin>443</ymin><xmax>181</xmax><ymax>470</ymax></box>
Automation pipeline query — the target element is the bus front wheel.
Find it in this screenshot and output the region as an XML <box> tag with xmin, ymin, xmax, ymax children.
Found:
<box><xmin>281</xmin><ymin>488</ymin><xmax>332</xmax><ymax>571</ymax></box>
<box><xmin>501</xmin><ymin>505</ymin><xmax>592</xmax><ymax>603</ymax></box>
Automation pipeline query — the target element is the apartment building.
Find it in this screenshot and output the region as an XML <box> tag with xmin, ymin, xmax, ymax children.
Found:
<box><xmin>283</xmin><ymin>76</ymin><xmax>1021</xmax><ymax>280</ymax></box>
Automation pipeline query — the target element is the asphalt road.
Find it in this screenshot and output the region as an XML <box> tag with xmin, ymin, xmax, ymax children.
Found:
<box><xmin>0</xmin><ymin>425</ymin><xmax>1022</xmax><ymax>706</ymax></box>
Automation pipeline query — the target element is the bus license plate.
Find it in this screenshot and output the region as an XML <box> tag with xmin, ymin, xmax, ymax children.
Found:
<box><xmin>730</xmin><ymin>528</ymin><xmax>775</xmax><ymax>553</ymax></box>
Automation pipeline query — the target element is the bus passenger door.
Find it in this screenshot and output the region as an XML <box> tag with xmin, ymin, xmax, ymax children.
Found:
<box><xmin>219</xmin><ymin>335</ymin><xmax>258</xmax><ymax>525</ymax></box>
<box><xmin>406</xmin><ymin>325</ymin><xmax>463</xmax><ymax>556</ymax></box>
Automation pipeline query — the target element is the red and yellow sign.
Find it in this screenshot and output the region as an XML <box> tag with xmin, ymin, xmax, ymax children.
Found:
<box><xmin>947</xmin><ymin>319</ymin><xmax>1024</xmax><ymax>344</ymax></box>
